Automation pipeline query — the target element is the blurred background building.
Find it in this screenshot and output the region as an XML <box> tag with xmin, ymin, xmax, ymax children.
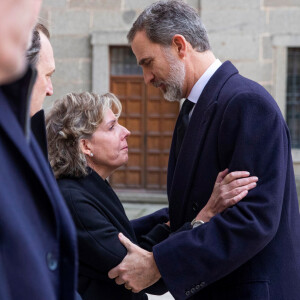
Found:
<box><xmin>40</xmin><ymin>0</ymin><xmax>300</xmax><ymax>204</ymax></box>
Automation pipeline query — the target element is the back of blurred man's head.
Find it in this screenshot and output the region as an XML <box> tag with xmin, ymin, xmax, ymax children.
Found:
<box><xmin>0</xmin><ymin>0</ymin><xmax>42</xmax><ymax>84</ymax></box>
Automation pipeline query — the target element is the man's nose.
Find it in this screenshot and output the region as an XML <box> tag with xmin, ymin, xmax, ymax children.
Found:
<box><xmin>46</xmin><ymin>79</ymin><xmax>53</xmax><ymax>96</ymax></box>
<box><xmin>143</xmin><ymin>70</ymin><xmax>154</xmax><ymax>85</ymax></box>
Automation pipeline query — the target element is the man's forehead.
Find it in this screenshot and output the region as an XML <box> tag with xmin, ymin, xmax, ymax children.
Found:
<box><xmin>39</xmin><ymin>34</ymin><xmax>54</xmax><ymax>60</ymax></box>
<box><xmin>131</xmin><ymin>32</ymin><xmax>162</xmax><ymax>62</ymax></box>
<box><xmin>134</xmin><ymin>30</ymin><xmax>147</xmax><ymax>39</ymax></box>
<box><xmin>131</xmin><ymin>30</ymin><xmax>152</xmax><ymax>48</ymax></box>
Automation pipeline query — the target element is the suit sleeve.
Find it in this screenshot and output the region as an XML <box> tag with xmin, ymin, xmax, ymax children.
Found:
<box><xmin>153</xmin><ymin>93</ymin><xmax>290</xmax><ymax>298</ymax></box>
<box><xmin>130</xmin><ymin>207</ymin><xmax>169</xmax><ymax>241</ymax></box>
<box><xmin>61</xmin><ymin>189</ymin><xmax>128</xmax><ymax>274</ymax></box>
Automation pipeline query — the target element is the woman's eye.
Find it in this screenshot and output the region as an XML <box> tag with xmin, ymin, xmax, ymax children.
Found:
<box><xmin>109</xmin><ymin>125</ymin><xmax>115</xmax><ymax>131</ymax></box>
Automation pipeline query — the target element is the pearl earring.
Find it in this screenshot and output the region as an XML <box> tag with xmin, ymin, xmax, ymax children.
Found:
<box><xmin>90</xmin><ymin>152</ymin><xmax>94</xmax><ymax>157</ymax></box>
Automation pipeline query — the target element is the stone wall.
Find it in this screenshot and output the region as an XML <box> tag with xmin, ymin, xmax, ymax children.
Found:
<box><xmin>40</xmin><ymin>0</ymin><xmax>200</xmax><ymax>109</ymax></box>
<box><xmin>202</xmin><ymin>0</ymin><xmax>300</xmax><ymax>104</ymax></box>
<box><xmin>41</xmin><ymin>0</ymin><xmax>300</xmax><ymax>108</ymax></box>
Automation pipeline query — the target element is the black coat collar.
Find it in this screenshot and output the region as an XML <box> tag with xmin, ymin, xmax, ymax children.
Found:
<box><xmin>1</xmin><ymin>66</ymin><xmax>37</xmax><ymax>140</ymax></box>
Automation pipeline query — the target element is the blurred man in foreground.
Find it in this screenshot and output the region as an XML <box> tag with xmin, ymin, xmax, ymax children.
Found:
<box><xmin>0</xmin><ymin>1</ymin><xmax>78</xmax><ymax>299</ymax></box>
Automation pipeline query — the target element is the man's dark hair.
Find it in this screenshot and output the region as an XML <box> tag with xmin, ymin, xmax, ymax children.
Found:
<box><xmin>26</xmin><ymin>23</ymin><xmax>50</xmax><ymax>67</ymax></box>
<box><xmin>127</xmin><ymin>0</ymin><xmax>210</xmax><ymax>52</ymax></box>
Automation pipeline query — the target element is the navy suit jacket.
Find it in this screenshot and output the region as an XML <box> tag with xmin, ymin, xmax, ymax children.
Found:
<box><xmin>0</xmin><ymin>68</ymin><xmax>78</xmax><ymax>299</ymax></box>
<box><xmin>153</xmin><ymin>61</ymin><xmax>300</xmax><ymax>299</ymax></box>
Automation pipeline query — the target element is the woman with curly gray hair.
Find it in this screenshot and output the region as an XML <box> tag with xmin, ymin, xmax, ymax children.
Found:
<box><xmin>46</xmin><ymin>92</ymin><xmax>257</xmax><ymax>300</ymax></box>
<box><xmin>47</xmin><ymin>92</ymin><xmax>123</xmax><ymax>179</ymax></box>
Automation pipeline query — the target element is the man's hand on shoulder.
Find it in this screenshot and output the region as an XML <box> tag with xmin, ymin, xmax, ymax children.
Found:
<box><xmin>108</xmin><ymin>233</ymin><xmax>161</xmax><ymax>292</ymax></box>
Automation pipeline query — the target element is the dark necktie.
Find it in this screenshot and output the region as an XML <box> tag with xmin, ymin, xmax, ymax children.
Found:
<box><xmin>176</xmin><ymin>99</ymin><xmax>195</xmax><ymax>158</ymax></box>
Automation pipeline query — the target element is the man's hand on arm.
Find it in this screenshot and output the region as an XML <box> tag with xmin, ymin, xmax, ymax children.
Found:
<box><xmin>108</xmin><ymin>233</ymin><xmax>161</xmax><ymax>293</ymax></box>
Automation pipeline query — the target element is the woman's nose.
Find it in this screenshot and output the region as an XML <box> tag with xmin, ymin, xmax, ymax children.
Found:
<box><xmin>122</xmin><ymin>126</ymin><xmax>131</xmax><ymax>139</ymax></box>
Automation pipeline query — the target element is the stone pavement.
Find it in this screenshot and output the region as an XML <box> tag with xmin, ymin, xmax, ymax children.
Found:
<box><xmin>122</xmin><ymin>202</ymin><xmax>174</xmax><ymax>300</ymax></box>
<box><xmin>123</xmin><ymin>202</ymin><xmax>167</xmax><ymax>220</ymax></box>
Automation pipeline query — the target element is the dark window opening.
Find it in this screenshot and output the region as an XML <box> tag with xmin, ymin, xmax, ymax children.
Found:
<box><xmin>110</xmin><ymin>46</ymin><xmax>143</xmax><ymax>76</ymax></box>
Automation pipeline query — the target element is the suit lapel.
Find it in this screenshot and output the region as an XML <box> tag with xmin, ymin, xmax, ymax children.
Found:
<box><xmin>168</xmin><ymin>102</ymin><xmax>217</xmax><ymax>229</ymax></box>
<box><xmin>168</xmin><ymin>61</ymin><xmax>238</xmax><ymax>229</ymax></box>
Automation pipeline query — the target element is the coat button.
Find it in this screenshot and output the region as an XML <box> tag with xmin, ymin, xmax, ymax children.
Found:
<box><xmin>185</xmin><ymin>291</ymin><xmax>191</xmax><ymax>296</ymax></box>
<box><xmin>191</xmin><ymin>287</ymin><xmax>196</xmax><ymax>293</ymax></box>
<box><xmin>199</xmin><ymin>282</ymin><xmax>206</xmax><ymax>288</ymax></box>
<box><xmin>192</xmin><ymin>202</ymin><xmax>199</xmax><ymax>211</ymax></box>
<box><xmin>195</xmin><ymin>284</ymin><xmax>200</xmax><ymax>290</ymax></box>
<box><xmin>47</xmin><ymin>252</ymin><xmax>58</xmax><ymax>271</ymax></box>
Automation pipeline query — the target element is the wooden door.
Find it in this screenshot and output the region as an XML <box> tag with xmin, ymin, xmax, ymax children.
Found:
<box><xmin>110</xmin><ymin>76</ymin><xmax>179</xmax><ymax>190</ymax></box>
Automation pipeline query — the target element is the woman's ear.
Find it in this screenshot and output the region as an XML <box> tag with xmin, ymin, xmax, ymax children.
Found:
<box><xmin>172</xmin><ymin>34</ymin><xmax>187</xmax><ymax>59</ymax></box>
<box><xmin>79</xmin><ymin>138</ymin><xmax>91</xmax><ymax>156</ymax></box>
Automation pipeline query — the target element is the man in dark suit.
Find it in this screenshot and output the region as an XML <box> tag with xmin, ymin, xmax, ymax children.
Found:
<box><xmin>27</xmin><ymin>23</ymin><xmax>55</xmax><ymax>157</ymax></box>
<box><xmin>0</xmin><ymin>1</ymin><xmax>78</xmax><ymax>299</ymax></box>
<box><xmin>109</xmin><ymin>1</ymin><xmax>300</xmax><ymax>299</ymax></box>
<box><xmin>28</xmin><ymin>23</ymin><xmax>55</xmax><ymax>118</ymax></box>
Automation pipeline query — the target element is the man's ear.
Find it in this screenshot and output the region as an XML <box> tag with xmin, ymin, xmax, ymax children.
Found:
<box><xmin>79</xmin><ymin>138</ymin><xmax>91</xmax><ymax>156</ymax></box>
<box><xmin>172</xmin><ymin>34</ymin><xmax>187</xmax><ymax>58</ymax></box>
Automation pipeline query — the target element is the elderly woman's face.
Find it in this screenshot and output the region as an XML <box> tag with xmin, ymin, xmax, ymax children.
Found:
<box><xmin>87</xmin><ymin>108</ymin><xmax>130</xmax><ymax>177</ymax></box>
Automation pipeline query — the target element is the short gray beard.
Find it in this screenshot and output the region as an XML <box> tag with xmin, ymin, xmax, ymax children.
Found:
<box><xmin>154</xmin><ymin>48</ymin><xmax>185</xmax><ymax>102</ymax></box>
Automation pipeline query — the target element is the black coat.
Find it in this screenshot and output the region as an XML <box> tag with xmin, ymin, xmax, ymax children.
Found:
<box><xmin>31</xmin><ymin>109</ymin><xmax>48</xmax><ymax>158</ymax></box>
<box><xmin>58</xmin><ymin>169</ymin><xmax>169</xmax><ymax>300</ymax></box>
<box><xmin>0</xmin><ymin>68</ymin><xmax>78</xmax><ymax>299</ymax></box>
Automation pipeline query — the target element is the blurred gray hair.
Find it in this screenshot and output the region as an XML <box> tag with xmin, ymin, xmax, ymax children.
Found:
<box><xmin>127</xmin><ymin>0</ymin><xmax>210</xmax><ymax>52</ymax></box>
<box><xmin>46</xmin><ymin>92</ymin><xmax>122</xmax><ymax>179</ymax></box>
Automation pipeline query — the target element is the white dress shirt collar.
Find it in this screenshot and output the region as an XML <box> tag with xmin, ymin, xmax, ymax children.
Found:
<box><xmin>187</xmin><ymin>59</ymin><xmax>222</xmax><ymax>104</ymax></box>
